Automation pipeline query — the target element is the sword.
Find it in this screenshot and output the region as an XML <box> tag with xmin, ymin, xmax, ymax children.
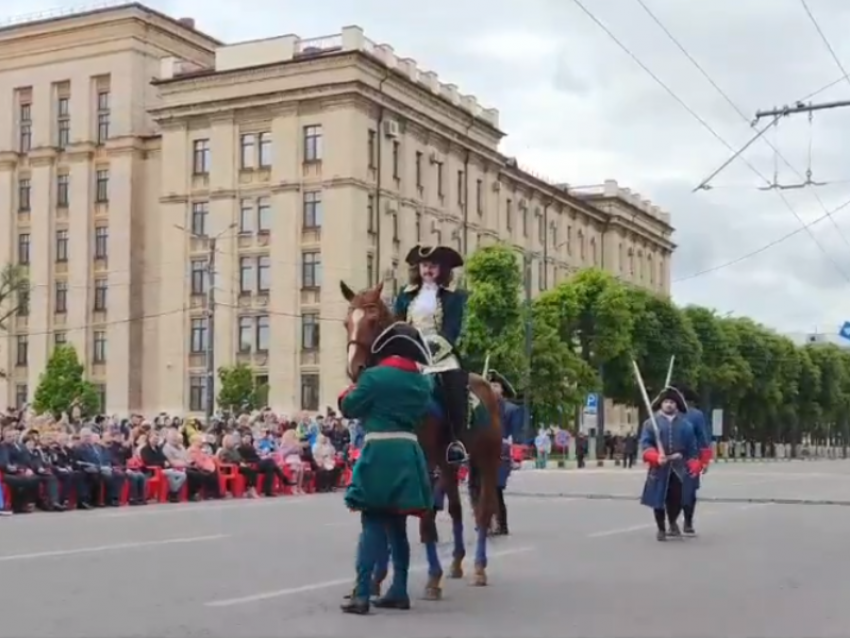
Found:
<box><xmin>482</xmin><ymin>353</ymin><xmax>491</xmax><ymax>379</ymax></box>
<box><xmin>664</xmin><ymin>355</ymin><xmax>675</xmax><ymax>388</ymax></box>
<box><xmin>632</xmin><ymin>359</ymin><xmax>678</xmax><ymax>461</ymax></box>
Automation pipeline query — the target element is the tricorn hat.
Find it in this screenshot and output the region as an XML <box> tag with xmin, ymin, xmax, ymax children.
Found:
<box><xmin>487</xmin><ymin>369</ymin><xmax>516</xmax><ymax>399</ymax></box>
<box><xmin>371</xmin><ymin>322</ymin><xmax>432</xmax><ymax>367</ymax></box>
<box><xmin>405</xmin><ymin>245</ymin><xmax>464</xmax><ymax>270</ymax></box>
<box><xmin>651</xmin><ymin>386</ymin><xmax>687</xmax><ymax>414</ymax></box>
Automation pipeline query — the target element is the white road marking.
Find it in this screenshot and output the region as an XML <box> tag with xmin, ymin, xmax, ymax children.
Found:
<box><xmin>100</xmin><ymin>495</ymin><xmax>313</xmax><ymax>519</ymax></box>
<box><xmin>0</xmin><ymin>534</ymin><xmax>229</xmax><ymax>562</ymax></box>
<box><xmin>586</xmin><ymin>503</ymin><xmax>767</xmax><ymax>538</ymax></box>
<box><xmin>205</xmin><ymin>546</ymin><xmax>535</xmax><ymax>608</ymax></box>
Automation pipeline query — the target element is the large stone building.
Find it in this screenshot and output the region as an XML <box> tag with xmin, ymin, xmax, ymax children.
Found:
<box><xmin>0</xmin><ymin>3</ymin><xmax>675</xmax><ymax>420</ymax></box>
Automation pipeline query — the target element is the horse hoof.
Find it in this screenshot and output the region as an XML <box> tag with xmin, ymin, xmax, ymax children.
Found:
<box><xmin>449</xmin><ymin>562</ymin><xmax>464</xmax><ymax>579</ymax></box>
<box><xmin>471</xmin><ymin>566</ymin><xmax>487</xmax><ymax>587</ymax></box>
<box><xmin>423</xmin><ymin>586</ymin><xmax>442</xmax><ymax>601</ymax></box>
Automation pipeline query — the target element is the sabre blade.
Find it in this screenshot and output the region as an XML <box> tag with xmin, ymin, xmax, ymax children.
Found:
<box><xmin>664</xmin><ymin>355</ymin><xmax>675</xmax><ymax>388</ymax></box>
<box><xmin>631</xmin><ymin>359</ymin><xmax>666</xmax><ymax>457</ymax></box>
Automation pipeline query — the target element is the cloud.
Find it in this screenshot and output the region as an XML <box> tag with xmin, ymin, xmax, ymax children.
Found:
<box><xmin>7</xmin><ymin>0</ymin><xmax>850</xmax><ymax>334</ymax></box>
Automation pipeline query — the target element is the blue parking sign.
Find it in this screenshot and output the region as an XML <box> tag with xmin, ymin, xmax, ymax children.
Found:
<box><xmin>839</xmin><ymin>321</ymin><xmax>850</xmax><ymax>341</ymax></box>
<box><xmin>585</xmin><ymin>393</ymin><xmax>598</xmax><ymax>415</ymax></box>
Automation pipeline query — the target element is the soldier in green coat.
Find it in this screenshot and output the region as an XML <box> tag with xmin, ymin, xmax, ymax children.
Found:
<box><xmin>338</xmin><ymin>322</ymin><xmax>434</xmax><ymax>615</ymax></box>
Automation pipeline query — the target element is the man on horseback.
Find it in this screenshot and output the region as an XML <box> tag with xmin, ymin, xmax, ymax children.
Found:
<box><xmin>337</xmin><ymin>322</ymin><xmax>435</xmax><ymax>614</ymax></box>
<box><xmin>394</xmin><ymin>245</ymin><xmax>469</xmax><ymax>465</ymax></box>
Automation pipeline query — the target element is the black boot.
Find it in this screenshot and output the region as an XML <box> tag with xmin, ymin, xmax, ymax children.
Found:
<box><xmin>340</xmin><ymin>597</ymin><xmax>370</xmax><ymax>615</ymax></box>
<box><xmin>440</xmin><ymin>369</ymin><xmax>469</xmax><ymax>465</ymax></box>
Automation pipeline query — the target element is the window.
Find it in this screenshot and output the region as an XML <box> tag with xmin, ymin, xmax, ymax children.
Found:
<box><xmin>257</xmin><ymin>256</ymin><xmax>271</xmax><ymax>293</ymax></box>
<box><xmin>94</xmin><ymin>384</ymin><xmax>106</xmax><ymax>413</ymax></box>
<box><xmin>300</xmin><ymin>373</ymin><xmax>320</xmax><ymax>411</ymax></box>
<box><xmin>301</xmin><ymin>313</ymin><xmax>319</xmax><ymax>349</ymax></box>
<box><xmin>506</xmin><ymin>198</ymin><xmax>513</xmax><ymax>231</ymax></box>
<box><xmin>367</xmin><ymin>129</ymin><xmax>377</xmax><ymax>169</ymax></box>
<box><xmin>239</xmin><ymin>199</ymin><xmax>253</xmax><ymax>234</ymax></box>
<box><xmin>57</xmin><ymin>174</ymin><xmax>69</xmax><ymax>207</ymax></box>
<box><xmin>16</xmin><ymin>335</ymin><xmax>28</xmax><ymax>366</ymax></box>
<box><xmin>19</xmin><ymin>103</ymin><xmax>31</xmax><ymax>153</ymax></box>
<box><xmin>303</xmin><ymin>191</ymin><xmax>321</xmax><ymax>229</ymax></box>
<box><xmin>522</xmin><ymin>207</ymin><xmax>528</xmax><ymax>237</ymax></box>
<box><xmin>191</xmin><ymin>201</ymin><xmax>208</xmax><ymax>236</ymax></box>
<box><xmin>240</xmin><ymin>134</ymin><xmax>254</xmax><ymax>169</ymax></box>
<box><xmin>55</xmin><ymin>281</ymin><xmax>68</xmax><ymax>313</ymax></box>
<box><xmin>17</xmin><ymin>233</ymin><xmax>30</xmax><ymax>265</ymax></box>
<box><xmin>256</xmin><ymin>315</ymin><xmax>269</xmax><ymax>352</ymax></box>
<box><xmin>54</xmin><ymin>332</ymin><xmax>66</xmax><ymax>346</ymax></box>
<box><xmin>457</xmin><ymin>170</ymin><xmax>465</xmax><ymax>206</ymax></box>
<box><xmin>436</xmin><ymin>161</ymin><xmax>444</xmax><ymax>198</ymax></box>
<box><xmin>189</xmin><ymin>375</ymin><xmax>207</xmax><ymax>412</ymax></box>
<box><xmin>94</xmin><ymin>278</ymin><xmax>108</xmax><ymax>311</ymax></box>
<box><xmin>94</xmin><ymin>227</ymin><xmax>108</xmax><ymax>259</ymax></box>
<box><xmin>17</xmin><ymin>290</ymin><xmax>28</xmax><ymax>317</ymax></box>
<box><xmin>57</xmin><ymin>96</ymin><xmax>70</xmax><ymax>148</ymax></box>
<box><xmin>55</xmin><ymin>230</ymin><xmax>69</xmax><ymax>262</ymax></box>
<box><xmin>391</xmin><ymin>259</ymin><xmax>399</xmax><ymax>297</ymax></box>
<box><xmin>392</xmin><ymin>140</ymin><xmax>400</xmax><ymax>179</ymax></box>
<box><xmin>391</xmin><ymin>211</ymin><xmax>399</xmax><ymax>242</ymax></box>
<box><xmin>95</xmin><ymin>170</ymin><xmax>109</xmax><ymax>202</ymax></box>
<box><xmin>415</xmin><ymin>211</ymin><xmax>422</xmax><ymax>242</ymax></box>
<box><xmin>238</xmin><ymin>316</ymin><xmax>253</xmax><ymax>352</ymax></box>
<box><xmin>239</xmin><ymin>257</ymin><xmax>254</xmax><ymax>294</ymax></box>
<box><xmin>367</xmin><ymin>195</ymin><xmax>376</xmax><ymax>234</ymax></box>
<box><xmin>538</xmin><ymin>215</ymin><xmax>546</xmax><ymax>244</ymax></box>
<box><xmin>538</xmin><ymin>259</ymin><xmax>545</xmax><ymax>291</ymax></box>
<box><xmin>366</xmin><ymin>253</ymin><xmax>374</xmax><ymax>287</ymax></box>
<box><xmin>93</xmin><ymin>330</ymin><xmax>107</xmax><ymax>363</ymax></box>
<box><xmin>257</xmin><ymin>197</ymin><xmax>271</xmax><ymax>233</ymax></box>
<box><xmin>303</xmin><ymin>125</ymin><xmax>322</xmax><ymax>162</ymax></box>
<box><xmin>190</xmin><ymin>259</ymin><xmax>207</xmax><ymax>295</ymax></box>
<box><xmin>192</xmin><ymin>139</ymin><xmax>210</xmax><ymax>174</ymax></box>
<box><xmin>190</xmin><ymin>317</ymin><xmax>208</xmax><ymax>354</ymax></box>
<box><xmin>415</xmin><ymin>151</ymin><xmax>423</xmax><ymax>190</ymax></box>
<box><xmin>476</xmin><ymin>179</ymin><xmax>483</xmax><ymax>214</ymax></box>
<box><xmin>15</xmin><ymin>384</ymin><xmax>27</xmax><ymax>409</ymax></box>
<box><xmin>18</xmin><ymin>178</ymin><xmax>31</xmax><ymax>211</ymax></box>
<box><xmin>97</xmin><ymin>91</ymin><xmax>110</xmax><ymax>144</ymax></box>
<box><xmin>258</xmin><ymin>132</ymin><xmax>272</xmax><ymax>168</ymax></box>
<box><xmin>302</xmin><ymin>252</ymin><xmax>321</xmax><ymax>288</ymax></box>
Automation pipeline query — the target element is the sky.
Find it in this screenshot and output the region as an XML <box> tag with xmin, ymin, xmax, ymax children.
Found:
<box><xmin>7</xmin><ymin>0</ymin><xmax>850</xmax><ymax>334</ymax></box>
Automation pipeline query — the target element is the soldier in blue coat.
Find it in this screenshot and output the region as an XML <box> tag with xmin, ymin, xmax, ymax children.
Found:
<box><xmin>394</xmin><ymin>245</ymin><xmax>469</xmax><ymax>465</ymax></box>
<box><xmin>488</xmin><ymin>370</ymin><xmax>519</xmax><ymax>535</ymax></box>
<box><xmin>680</xmin><ymin>386</ymin><xmax>712</xmax><ymax>535</ymax></box>
<box><xmin>639</xmin><ymin>386</ymin><xmax>703</xmax><ymax>541</ymax></box>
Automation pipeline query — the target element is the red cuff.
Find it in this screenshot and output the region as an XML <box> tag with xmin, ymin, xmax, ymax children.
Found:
<box><xmin>699</xmin><ymin>447</ymin><xmax>713</xmax><ymax>466</ymax></box>
<box><xmin>687</xmin><ymin>459</ymin><xmax>702</xmax><ymax>476</ymax></box>
<box><xmin>338</xmin><ymin>384</ymin><xmax>356</xmax><ymax>408</ymax></box>
<box><xmin>642</xmin><ymin>448</ymin><xmax>660</xmax><ymax>467</ymax></box>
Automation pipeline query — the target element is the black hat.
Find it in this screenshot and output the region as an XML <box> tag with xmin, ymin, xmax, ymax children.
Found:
<box><xmin>487</xmin><ymin>370</ymin><xmax>516</xmax><ymax>399</ymax></box>
<box><xmin>651</xmin><ymin>386</ymin><xmax>687</xmax><ymax>414</ymax></box>
<box><xmin>371</xmin><ymin>322</ymin><xmax>432</xmax><ymax>367</ymax></box>
<box><xmin>405</xmin><ymin>245</ymin><xmax>464</xmax><ymax>270</ymax></box>
<box><xmin>678</xmin><ymin>386</ymin><xmax>699</xmax><ymax>403</ymax></box>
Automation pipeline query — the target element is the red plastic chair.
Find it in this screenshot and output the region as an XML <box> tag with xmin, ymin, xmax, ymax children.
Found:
<box><xmin>217</xmin><ymin>463</ymin><xmax>245</xmax><ymax>497</ymax></box>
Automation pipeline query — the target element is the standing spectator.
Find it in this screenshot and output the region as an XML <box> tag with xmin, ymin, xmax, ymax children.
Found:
<box><xmin>534</xmin><ymin>428</ymin><xmax>552</xmax><ymax>469</ymax></box>
<box><xmin>187</xmin><ymin>434</ymin><xmax>223</xmax><ymax>500</ymax></box>
<box><xmin>0</xmin><ymin>427</ymin><xmax>41</xmax><ymax>512</ymax></box>
<box><xmin>139</xmin><ymin>430</ymin><xmax>187</xmax><ymax>502</ymax></box>
<box><xmin>623</xmin><ymin>432</ymin><xmax>638</xmax><ymax>469</ymax></box>
<box><xmin>312</xmin><ymin>434</ymin><xmax>340</xmax><ymax>492</ymax></box>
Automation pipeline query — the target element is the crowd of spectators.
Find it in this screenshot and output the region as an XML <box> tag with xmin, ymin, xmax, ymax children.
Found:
<box><xmin>0</xmin><ymin>404</ymin><xmax>357</xmax><ymax>515</ymax></box>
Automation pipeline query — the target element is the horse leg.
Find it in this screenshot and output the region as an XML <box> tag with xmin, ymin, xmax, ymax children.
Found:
<box><xmin>442</xmin><ymin>463</ymin><xmax>466</xmax><ymax>579</ymax></box>
<box><xmin>420</xmin><ymin>511</ymin><xmax>443</xmax><ymax>600</ymax></box>
<box><xmin>471</xmin><ymin>464</ymin><xmax>497</xmax><ymax>587</ymax></box>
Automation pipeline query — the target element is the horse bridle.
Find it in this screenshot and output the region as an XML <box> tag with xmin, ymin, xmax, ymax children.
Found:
<box><xmin>345</xmin><ymin>303</ymin><xmax>392</xmax><ymax>373</ymax></box>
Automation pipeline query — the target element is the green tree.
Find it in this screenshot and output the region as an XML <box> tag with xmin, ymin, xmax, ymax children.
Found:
<box><xmin>33</xmin><ymin>345</ymin><xmax>100</xmax><ymax>417</ymax></box>
<box><xmin>0</xmin><ymin>264</ymin><xmax>29</xmax><ymax>379</ymax></box>
<box><xmin>217</xmin><ymin>363</ymin><xmax>266</xmax><ymax>412</ymax></box>
<box><xmin>459</xmin><ymin>244</ymin><xmax>524</xmax><ymax>380</ymax></box>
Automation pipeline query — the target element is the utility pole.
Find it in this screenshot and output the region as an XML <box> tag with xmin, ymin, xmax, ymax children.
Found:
<box><xmin>205</xmin><ymin>237</ymin><xmax>217</xmax><ymax>424</ymax></box>
<box><xmin>522</xmin><ymin>252</ymin><xmax>533</xmax><ymax>442</ymax></box>
<box><xmin>753</xmin><ymin>98</ymin><xmax>850</xmax><ymax>122</ymax></box>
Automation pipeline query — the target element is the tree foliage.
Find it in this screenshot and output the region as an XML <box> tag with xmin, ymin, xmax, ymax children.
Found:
<box><xmin>459</xmin><ymin>248</ymin><xmax>850</xmax><ymax>446</ymax></box>
<box><xmin>33</xmin><ymin>345</ymin><xmax>100</xmax><ymax>417</ymax></box>
<box><xmin>217</xmin><ymin>363</ymin><xmax>268</xmax><ymax>412</ymax></box>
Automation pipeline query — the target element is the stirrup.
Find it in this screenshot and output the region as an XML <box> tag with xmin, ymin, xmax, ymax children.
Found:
<box><xmin>446</xmin><ymin>441</ymin><xmax>468</xmax><ymax>465</ymax></box>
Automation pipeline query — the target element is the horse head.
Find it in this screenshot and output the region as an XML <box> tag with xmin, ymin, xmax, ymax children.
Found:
<box><xmin>340</xmin><ymin>280</ymin><xmax>394</xmax><ymax>381</ymax></box>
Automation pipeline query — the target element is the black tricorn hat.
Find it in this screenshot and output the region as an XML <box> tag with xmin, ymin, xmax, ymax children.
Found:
<box><xmin>405</xmin><ymin>245</ymin><xmax>464</xmax><ymax>270</ymax></box>
<box><xmin>487</xmin><ymin>369</ymin><xmax>516</xmax><ymax>399</ymax></box>
<box><xmin>370</xmin><ymin>322</ymin><xmax>432</xmax><ymax>367</ymax></box>
<box><xmin>651</xmin><ymin>386</ymin><xmax>687</xmax><ymax>414</ymax></box>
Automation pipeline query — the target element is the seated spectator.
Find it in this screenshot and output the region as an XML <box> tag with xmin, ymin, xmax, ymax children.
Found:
<box><xmin>44</xmin><ymin>431</ymin><xmax>86</xmax><ymax>508</ymax></box>
<box><xmin>73</xmin><ymin>428</ymin><xmax>122</xmax><ymax>507</ymax></box>
<box><xmin>0</xmin><ymin>427</ymin><xmax>41</xmax><ymax>513</ymax></box>
<box><xmin>187</xmin><ymin>434</ymin><xmax>223</xmax><ymax>500</ymax></box>
<box><xmin>162</xmin><ymin>428</ymin><xmax>210</xmax><ymax>501</ymax></box>
<box><xmin>217</xmin><ymin>434</ymin><xmax>259</xmax><ymax>498</ymax></box>
<box><xmin>256</xmin><ymin>429</ymin><xmax>277</xmax><ymax>456</ymax></box>
<box><xmin>312</xmin><ymin>434</ymin><xmax>340</xmax><ymax>492</ymax></box>
<box><xmin>103</xmin><ymin>431</ymin><xmax>148</xmax><ymax>505</ymax></box>
<box><xmin>238</xmin><ymin>432</ymin><xmax>291</xmax><ymax>497</ymax></box>
<box><xmin>329</xmin><ymin>419</ymin><xmax>351</xmax><ymax>452</ymax></box>
<box><xmin>278</xmin><ymin>429</ymin><xmax>306</xmax><ymax>495</ymax></box>
<box><xmin>139</xmin><ymin>430</ymin><xmax>187</xmax><ymax>502</ymax></box>
<box><xmin>22</xmin><ymin>433</ymin><xmax>66</xmax><ymax>511</ymax></box>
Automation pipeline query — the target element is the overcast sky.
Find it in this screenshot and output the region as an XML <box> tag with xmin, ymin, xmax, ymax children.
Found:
<box><xmin>8</xmin><ymin>0</ymin><xmax>850</xmax><ymax>334</ymax></box>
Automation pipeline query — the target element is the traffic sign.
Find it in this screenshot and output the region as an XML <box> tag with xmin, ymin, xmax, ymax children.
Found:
<box><xmin>839</xmin><ymin>322</ymin><xmax>850</xmax><ymax>341</ymax></box>
<box><xmin>585</xmin><ymin>393</ymin><xmax>598</xmax><ymax>415</ymax></box>
<box><xmin>555</xmin><ymin>429</ymin><xmax>569</xmax><ymax>447</ymax></box>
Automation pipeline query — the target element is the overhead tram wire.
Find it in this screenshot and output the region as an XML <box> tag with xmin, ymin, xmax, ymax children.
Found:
<box><xmin>634</xmin><ymin>0</ymin><xmax>850</xmax><ymax>255</ymax></box>
<box><xmin>570</xmin><ymin>0</ymin><xmax>850</xmax><ymax>283</ymax></box>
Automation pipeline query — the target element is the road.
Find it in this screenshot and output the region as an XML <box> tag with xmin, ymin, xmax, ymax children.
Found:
<box><xmin>1</xmin><ymin>462</ymin><xmax>849</xmax><ymax>638</ymax></box>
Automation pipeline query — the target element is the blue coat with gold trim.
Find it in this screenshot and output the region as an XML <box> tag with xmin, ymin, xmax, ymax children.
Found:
<box><xmin>393</xmin><ymin>285</ymin><xmax>467</xmax><ymax>348</ymax></box>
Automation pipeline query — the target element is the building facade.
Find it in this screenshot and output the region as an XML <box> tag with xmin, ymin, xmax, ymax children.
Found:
<box><xmin>0</xmin><ymin>3</ymin><xmax>675</xmax><ymax>419</ymax></box>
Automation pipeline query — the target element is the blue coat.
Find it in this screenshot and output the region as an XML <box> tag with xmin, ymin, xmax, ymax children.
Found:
<box><xmin>393</xmin><ymin>285</ymin><xmax>467</xmax><ymax>348</ymax></box>
<box><xmin>639</xmin><ymin>413</ymin><xmax>699</xmax><ymax>510</ymax></box>
<box><xmin>686</xmin><ymin>407</ymin><xmax>710</xmax><ymax>490</ymax></box>
<box><xmin>498</xmin><ymin>399</ymin><xmax>521</xmax><ymax>488</ymax></box>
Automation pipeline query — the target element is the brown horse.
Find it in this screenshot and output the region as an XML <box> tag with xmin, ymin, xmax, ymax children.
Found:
<box><xmin>340</xmin><ymin>280</ymin><xmax>503</xmax><ymax>599</ymax></box>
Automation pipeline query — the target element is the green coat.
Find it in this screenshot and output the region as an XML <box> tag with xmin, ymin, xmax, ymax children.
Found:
<box><xmin>341</xmin><ymin>362</ymin><xmax>433</xmax><ymax>515</ymax></box>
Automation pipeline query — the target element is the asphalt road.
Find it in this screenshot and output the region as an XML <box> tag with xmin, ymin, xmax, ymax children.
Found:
<box><xmin>1</xmin><ymin>462</ymin><xmax>849</xmax><ymax>638</ymax></box>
